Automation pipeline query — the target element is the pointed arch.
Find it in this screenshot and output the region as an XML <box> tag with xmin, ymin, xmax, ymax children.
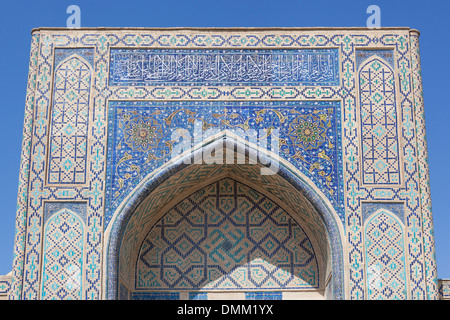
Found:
<box><xmin>358</xmin><ymin>55</ymin><xmax>401</xmax><ymax>185</ymax></box>
<box><xmin>363</xmin><ymin>208</ymin><xmax>407</xmax><ymax>299</ymax></box>
<box><xmin>103</xmin><ymin>132</ymin><xmax>347</xmax><ymax>300</ymax></box>
<box><xmin>47</xmin><ymin>54</ymin><xmax>92</xmax><ymax>184</ymax></box>
<box><xmin>40</xmin><ymin>208</ymin><xmax>85</xmax><ymax>299</ymax></box>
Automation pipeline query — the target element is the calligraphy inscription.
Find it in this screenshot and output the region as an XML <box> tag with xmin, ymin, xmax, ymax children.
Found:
<box><xmin>109</xmin><ymin>49</ymin><xmax>339</xmax><ymax>86</ymax></box>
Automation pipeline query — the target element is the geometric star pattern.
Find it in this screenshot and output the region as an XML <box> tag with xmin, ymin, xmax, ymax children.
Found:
<box><xmin>136</xmin><ymin>178</ymin><xmax>319</xmax><ymax>292</ymax></box>
<box><xmin>358</xmin><ymin>55</ymin><xmax>401</xmax><ymax>185</ymax></box>
<box><xmin>47</xmin><ymin>56</ymin><xmax>91</xmax><ymax>184</ymax></box>
<box><xmin>40</xmin><ymin>209</ymin><xmax>84</xmax><ymax>300</ymax></box>
<box><xmin>364</xmin><ymin>209</ymin><xmax>407</xmax><ymax>299</ymax></box>
<box><xmin>9</xmin><ymin>29</ymin><xmax>439</xmax><ymax>301</ymax></box>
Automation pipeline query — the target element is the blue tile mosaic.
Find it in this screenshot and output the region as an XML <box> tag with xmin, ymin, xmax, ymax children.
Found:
<box><xmin>364</xmin><ymin>209</ymin><xmax>407</xmax><ymax>299</ymax></box>
<box><xmin>54</xmin><ymin>48</ymin><xmax>95</xmax><ymax>68</ymax></box>
<box><xmin>245</xmin><ymin>292</ymin><xmax>282</xmax><ymax>300</ymax></box>
<box><xmin>109</xmin><ymin>49</ymin><xmax>340</xmax><ymax>86</ymax></box>
<box><xmin>361</xmin><ymin>202</ymin><xmax>404</xmax><ymax>223</ymax></box>
<box><xmin>355</xmin><ymin>49</ymin><xmax>394</xmax><ymax>69</ymax></box>
<box><xmin>105</xmin><ymin>100</ymin><xmax>344</xmax><ymax>228</ymax></box>
<box><xmin>189</xmin><ymin>292</ymin><xmax>208</xmax><ymax>300</ymax></box>
<box><xmin>135</xmin><ymin>178</ymin><xmax>320</xmax><ymax>291</ymax></box>
<box><xmin>130</xmin><ymin>292</ymin><xmax>179</xmax><ymax>300</ymax></box>
<box><xmin>47</xmin><ymin>52</ymin><xmax>92</xmax><ymax>184</ymax></box>
<box><xmin>10</xmin><ymin>29</ymin><xmax>439</xmax><ymax>302</ymax></box>
<box><xmin>358</xmin><ymin>53</ymin><xmax>400</xmax><ymax>185</ymax></box>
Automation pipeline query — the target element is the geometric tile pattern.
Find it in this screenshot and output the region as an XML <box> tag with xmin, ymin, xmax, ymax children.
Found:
<box><xmin>355</xmin><ymin>49</ymin><xmax>394</xmax><ymax>69</ymax></box>
<box><xmin>9</xmin><ymin>28</ymin><xmax>438</xmax><ymax>301</ymax></box>
<box><xmin>109</xmin><ymin>49</ymin><xmax>340</xmax><ymax>86</ymax></box>
<box><xmin>54</xmin><ymin>48</ymin><xmax>94</xmax><ymax>69</ymax></box>
<box><xmin>410</xmin><ymin>34</ymin><xmax>439</xmax><ymax>299</ymax></box>
<box><xmin>106</xmin><ymin>100</ymin><xmax>343</xmax><ymax>227</ymax></box>
<box><xmin>114</xmin><ymin>161</ymin><xmax>338</xmax><ymax>299</ymax></box>
<box><xmin>439</xmin><ymin>279</ymin><xmax>450</xmax><ymax>300</ymax></box>
<box><xmin>362</xmin><ymin>202</ymin><xmax>404</xmax><ymax>224</ymax></box>
<box><xmin>47</xmin><ymin>54</ymin><xmax>92</xmax><ymax>184</ymax></box>
<box><xmin>245</xmin><ymin>292</ymin><xmax>282</xmax><ymax>300</ymax></box>
<box><xmin>130</xmin><ymin>292</ymin><xmax>179</xmax><ymax>300</ymax></box>
<box><xmin>40</xmin><ymin>208</ymin><xmax>84</xmax><ymax>300</ymax></box>
<box><xmin>10</xmin><ymin>33</ymin><xmax>40</xmax><ymax>300</ymax></box>
<box><xmin>358</xmin><ymin>53</ymin><xmax>401</xmax><ymax>185</ymax></box>
<box><xmin>0</xmin><ymin>277</ymin><xmax>11</xmax><ymax>296</ymax></box>
<box><xmin>341</xmin><ymin>32</ymin><xmax>426</xmax><ymax>300</ymax></box>
<box><xmin>189</xmin><ymin>292</ymin><xmax>208</xmax><ymax>300</ymax></box>
<box><xmin>136</xmin><ymin>178</ymin><xmax>319</xmax><ymax>291</ymax></box>
<box><xmin>364</xmin><ymin>209</ymin><xmax>407</xmax><ymax>299</ymax></box>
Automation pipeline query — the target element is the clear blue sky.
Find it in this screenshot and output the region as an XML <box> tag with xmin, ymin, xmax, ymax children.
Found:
<box><xmin>0</xmin><ymin>0</ymin><xmax>449</xmax><ymax>281</ymax></box>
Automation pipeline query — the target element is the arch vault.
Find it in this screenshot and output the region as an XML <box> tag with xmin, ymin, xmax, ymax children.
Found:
<box><xmin>104</xmin><ymin>134</ymin><xmax>347</xmax><ymax>300</ymax></box>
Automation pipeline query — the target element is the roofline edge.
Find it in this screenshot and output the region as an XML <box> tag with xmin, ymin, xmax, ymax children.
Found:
<box><xmin>31</xmin><ymin>26</ymin><xmax>414</xmax><ymax>35</ymax></box>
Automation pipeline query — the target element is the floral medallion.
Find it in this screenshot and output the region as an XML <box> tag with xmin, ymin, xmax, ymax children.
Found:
<box><xmin>288</xmin><ymin>114</ymin><xmax>326</xmax><ymax>150</ymax></box>
<box><xmin>124</xmin><ymin>117</ymin><xmax>161</xmax><ymax>152</ymax></box>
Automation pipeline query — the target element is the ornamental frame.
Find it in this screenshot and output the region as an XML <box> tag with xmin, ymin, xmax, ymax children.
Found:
<box><xmin>354</xmin><ymin>46</ymin><xmax>405</xmax><ymax>188</ymax></box>
<box><xmin>361</xmin><ymin>202</ymin><xmax>410</xmax><ymax>299</ymax></box>
<box><xmin>44</xmin><ymin>51</ymin><xmax>95</xmax><ymax>186</ymax></box>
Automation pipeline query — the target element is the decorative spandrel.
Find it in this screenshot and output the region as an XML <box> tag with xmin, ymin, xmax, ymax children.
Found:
<box><xmin>105</xmin><ymin>100</ymin><xmax>343</xmax><ymax>227</ymax></box>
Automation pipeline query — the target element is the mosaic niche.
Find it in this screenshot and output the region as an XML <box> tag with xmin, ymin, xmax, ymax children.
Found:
<box><xmin>113</xmin><ymin>161</ymin><xmax>339</xmax><ymax>300</ymax></box>
<box><xmin>363</xmin><ymin>203</ymin><xmax>407</xmax><ymax>300</ymax></box>
<box><xmin>40</xmin><ymin>202</ymin><xmax>87</xmax><ymax>300</ymax></box>
<box><xmin>134</xmin><ymin>178</ymin><xmax>321</xmax><ymax>294</ymax></box>
<box><xmin>47</xmin><ymin>49</ymin><xmax>93</xmax><ymax>184</ymax></box>
<box><xmin>357</xmin><ymin>50</ymin><xmax>401</xmax><ymax>185</ymax></box>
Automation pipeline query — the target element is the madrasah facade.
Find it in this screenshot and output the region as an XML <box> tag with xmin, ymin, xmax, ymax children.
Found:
<box><xmin>0</xmin><ymin>27</ymin><xmax>449</xmax><ymax>300</ymax></box>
